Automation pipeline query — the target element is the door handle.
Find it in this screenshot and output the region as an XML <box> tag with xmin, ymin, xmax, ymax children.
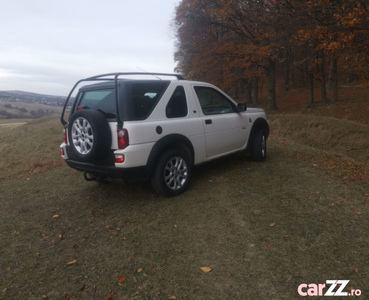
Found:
<box><xmin>205</xmin><ymin>119</ymin><xmax>212</xmax><ymax>125</ymax></box>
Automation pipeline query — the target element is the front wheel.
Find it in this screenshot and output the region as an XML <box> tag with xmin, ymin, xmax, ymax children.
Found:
<box><xmin>251</xmin><ymin>130</ymin><xmax>267</xmax><ymax>161</ymax></box>
<box><xmin>151</xmin><ymin>149</ymin><xmax>192</xmax><ymax>197</ymax></box>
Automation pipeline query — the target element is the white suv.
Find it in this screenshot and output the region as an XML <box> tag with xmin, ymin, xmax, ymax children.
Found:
<box><xmin>60</xmin><ymin>73</ymin><xmax>270</xmax><ymax>196</ymax></box>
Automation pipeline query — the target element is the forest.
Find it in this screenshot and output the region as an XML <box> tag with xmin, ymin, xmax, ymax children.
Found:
<box><xmin>174</xmin><ymin>0</ymin><xmax>369</xmax><ymax>109</ymax></box>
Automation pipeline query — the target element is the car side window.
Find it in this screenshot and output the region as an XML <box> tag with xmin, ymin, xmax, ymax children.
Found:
<box><xmin>194</xmin><ymin>86</ymin><xmax>236</xmax><ymax>115</ymax></box>
<box><xmin>166</xmin><ymin>86</ymin><xmax>188</xmax><ymax>118</ymax></box>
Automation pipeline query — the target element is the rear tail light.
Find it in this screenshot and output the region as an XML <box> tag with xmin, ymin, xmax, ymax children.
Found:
<box><xmin>63</xmin><ymin>128</ymin><xmax>68</xmax><ymax>144</ymax></box>
<box><xmin>117</xmin><ymin>128</ymin><xmax>129</xmax><ymax>149</ymax></box>
<box><xmin>61</xmin><ymin>148</ymin><xmax>65</xmax><ymax>156</ymax></box>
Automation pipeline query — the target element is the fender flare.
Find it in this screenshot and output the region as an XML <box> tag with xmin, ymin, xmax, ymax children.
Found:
<box><xmin>146</xmin><ymin>134</ymin><xmax>195</xmax><ymax>176</ymax></box>
<box><xmin>245</xmin><ymin>118</ymin><xmax>270</xmax><ymax>154</ymax></box>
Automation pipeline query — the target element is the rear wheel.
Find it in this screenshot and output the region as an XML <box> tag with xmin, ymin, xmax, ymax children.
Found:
<box><xmin>251</xmin><ymin>129</ymin><xmax>267</xmax><ymax>161</ymax></box>
<box><xmin>151</xmin><ymin>149</ymin><xmax>192</xmax><ymax>197</ymax></box>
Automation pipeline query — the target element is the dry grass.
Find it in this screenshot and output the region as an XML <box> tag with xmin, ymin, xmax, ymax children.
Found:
<box><xmin>270</xmin><ymin>114</ymin><xmax>369</xmax><ymax>165</ymax></box>
<box><xmin>1</xmin><ymin>93</ymin><xmax>369</xmax><ymax>299</ymax></box>
<box><xmin>0</xmin><ymin>116</ymin><xmax>63</xmax><ymax>181</ymax></box>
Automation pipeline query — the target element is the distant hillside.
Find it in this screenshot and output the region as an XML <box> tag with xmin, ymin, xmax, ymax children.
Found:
<box><xmin>0</xmin><ymin>90</ymin><xmax>68</xmax><ymax>107</ymax></box>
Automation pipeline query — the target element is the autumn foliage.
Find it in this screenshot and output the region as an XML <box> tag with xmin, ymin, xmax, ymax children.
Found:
<box><xmin>174</xmin><ymin>0</ymin><xmax>369</xmax><ymax>109</ymax></box>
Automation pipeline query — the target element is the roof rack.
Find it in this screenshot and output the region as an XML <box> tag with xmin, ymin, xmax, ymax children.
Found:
<box><xmin>61</xmin><ymin>72</ymin><xmax>184</xmax><ymax>127</ymax></box>
<box><xmin>83</xmin><ymin>72</ymin><xmax>185</xmax><ymax>81</ymax></box>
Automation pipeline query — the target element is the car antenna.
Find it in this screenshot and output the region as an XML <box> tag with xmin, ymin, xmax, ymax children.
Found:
<box><xmin>136</xmin><ymin>67</ymin><xmax>162</xmax><ymax>80</ymax></box>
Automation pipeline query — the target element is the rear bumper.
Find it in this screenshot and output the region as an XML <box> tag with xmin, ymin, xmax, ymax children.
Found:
<box><xmin>65</xmin><ymin>159</ymin><xmax>149</xmax><ymax>180</ymax></box>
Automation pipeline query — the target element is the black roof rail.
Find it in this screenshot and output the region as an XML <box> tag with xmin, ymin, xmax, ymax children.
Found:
<box><xmin>60</xmin><ymin>72</ymin><xmax>184</xmax><ymax>127</ymax></box>
<box><xmin>82</xmin><ymin>72</ymin><xmax>185</xmax><ymax>81</ymax></box>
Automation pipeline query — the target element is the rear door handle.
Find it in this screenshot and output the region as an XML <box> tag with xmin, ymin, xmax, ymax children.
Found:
<box><xmin>205</xmin><ymin>119</ymin><xmax>212</xmax><ymax>125</ymax></box>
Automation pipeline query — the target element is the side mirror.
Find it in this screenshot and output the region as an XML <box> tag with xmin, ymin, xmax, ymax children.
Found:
<box><xmin>237</xmin><ymin>103</ymin><xmax>247</xmax><ymax>112</ymax></box>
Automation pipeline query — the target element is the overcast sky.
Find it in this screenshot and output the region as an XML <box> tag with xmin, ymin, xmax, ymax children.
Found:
<box><xmin>0</xmin><ymin>0</ymin><xmax>180</xmax><ymax>96</ymax></box>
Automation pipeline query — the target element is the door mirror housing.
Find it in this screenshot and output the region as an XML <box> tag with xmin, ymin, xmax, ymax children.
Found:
<box><xmin>237</xmin><ymin>103</ymin><xmax>247</xmax><ymax>112</ymax></box>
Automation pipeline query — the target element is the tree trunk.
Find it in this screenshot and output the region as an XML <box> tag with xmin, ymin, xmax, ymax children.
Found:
<box><xmin>307</xmin><ymin>64</ymin><xmax>314</xmax><ymax>107</ymax></box>
<box><xmin>331</xmin><ymin>57</ymin><xmax>338</xmax><ymax>103</ymax></box>
<box><xmin>251</xmin><ymin>77</ymin><xmax>259</xmax><ymax>105</ymax></box>
<box><xmin>319</xmin><ymin>50</ymin><xmax>328</xmax><ymax>104</ymax></box>
<box><xmin>327</xmin><ymin>58</ymin><xmax>334</xmax><ymax>91</ymax></box>
<box><xmin>245</xmin><ymin>80</ymin><xmax>252</xmax><ymax>104</ymax></box>
<box><xmin>284</xmin><ymin>48</ymin><xmax>290</xmax><ymax>91</ymax></box>
<box><xmin>267</xmin><ymin>59</ymin><xmax>278</xmax><ymax>110</ymax></box>
<box><xmin>290</xmin><ymin>64</ymin><xmax>297</xmax><ymax>88</ymax></box>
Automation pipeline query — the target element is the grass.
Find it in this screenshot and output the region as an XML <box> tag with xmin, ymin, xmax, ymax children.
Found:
<box><xmin>1</xmin><ymin>97</ymin><xmax>369</xmax><ymax>299</ymax></box>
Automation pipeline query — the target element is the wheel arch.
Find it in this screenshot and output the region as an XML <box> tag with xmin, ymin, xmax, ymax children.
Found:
<box><xmin>146</xmin><ymin>134</ymin><xmax>195</xmax><ymax>176</ymax></box>
<box><xmin>245</xmin><ymin>118</ymin><xmax>270</xmax><ymax>154</ymax></box>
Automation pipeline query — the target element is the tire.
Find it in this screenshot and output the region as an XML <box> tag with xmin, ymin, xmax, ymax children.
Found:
<box><xmin>251</xmin><ymin>129</ymin><xmax>267</xmax><ymax>162</ymax></box>
<box><xmin>68</xmin><ymin>109</ymin><xmax>111</xmax><ymax>162</ymax></box>
<box><xmin>151</xmin><ymin>149</ymin><xmax>192</xmax><ymax>197</ymax></box>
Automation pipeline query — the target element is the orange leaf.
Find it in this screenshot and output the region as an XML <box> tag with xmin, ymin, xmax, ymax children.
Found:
<box><xmin>137</xmin><ymin>268</ymin><xmax>143</xmax><ymax>273</ymax></box>
<box><xmin>357</xmin><ymin>212</ymin><xmax>362</xmax><ymax>216</ymax></box>
<box><xmin>265</xmin><ymin>244</ymin><xmax>272</xmax><ymax>247</ymax></box>
<box><xmin>168</xmin><ymin>296</ymin><xmax>177</xmax><ymax>300</ymax></box>
<box><xmin>354</xmin><ymin>268</ymin><xmax>359</xmax><ymax>273</ymax></box>
<box><xmin>118</xmin><ymin>275</ymin><xmax>126</xmax><ymax>283</ymax></box>
<box><xmin>53</xmin><ymin>215</ymin><xmax>59</xmax><ymax>219</ymax></box>
<box><xmin>200</xmin><ymin>267</ymin><xmax>212</xmax><ymax>272</ymax></box>
<box><xmin>365</xmin><ymin>193</ymin><xmax>369</xmax><ymax>197</ymax></box>
<box><xmin>67</xmin><ymin>260</ymin><xmax>77</xmax><ymax>266</ymax></box>
<box><xmin>106</xmin><ymin>294</ymin><xmax>114</xmax><ymax>300</ymax></box>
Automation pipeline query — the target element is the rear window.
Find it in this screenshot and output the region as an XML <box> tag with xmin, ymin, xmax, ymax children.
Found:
<box><xmin>77</xmin><ymin>89</ymin><xmax>116</xmax><ymax>118</ymax></box>
<box><xmin>74</xmin><ymin>81</ymin><xmax>170</xmax><ymax>121</ymax></box>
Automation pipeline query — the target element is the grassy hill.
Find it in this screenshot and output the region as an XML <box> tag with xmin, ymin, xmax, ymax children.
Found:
<box><xmin>1</xmin><ymin>90</ymin><xmax>368</xmax><ymax>299</ymax></box>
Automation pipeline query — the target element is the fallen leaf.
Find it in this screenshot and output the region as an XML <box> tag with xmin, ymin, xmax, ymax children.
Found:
<box><xmin>42</xmin><ymin>296</ymin><xmax>48</xmax><ymax>299</ymax></box>
<box><xmin>168</xmin><ymin>296</ymin><xmax>177</xmax><ymax>300</ymax></box>
<box><xmin>67</xmin><ymin>260</ymin><xmax>77</xmax><ymax>266</ymax></box>
<box><xmin>357</xmin><ymin>212</ymin><xmax>362</xmax><ymax>216</ymax></box>
<box><xmin>2</xmin><ymin>288</ymin><xmax>7</xmax><ymax>293</ymax></box>
<box><xmin>118</xmin><ymin>275</ymin><xmax>126</xmax><ymax>283</ymax></box>
<box><xmin>6</xmin><ymin>267</ymin><xmax>11</xmax><ymax>271</ymax></box>
<box><xmin>138</xmin><ymin>286</ymin><xmax>143</xmax><ymax>290</ymax></box>
<box><xmin>365</xmin><ymin>193</ymin><xmax>369</xmax><ymax>197</ymax></box>
<box><xmin>354</xmin><ymin>268</ymin><xmax>359</xmax><ymax>273</ymax></box>
<box><xmin>36</xmin><ymin>252</ymin><xmax>41</xmax><ymax>256</ymax></box>
<box><xmin>269</xmin><ymin>223</ymin><xmax>276</xmax><ymax>227</ymax></box>
<box><xmin>174</xmin><ymin>225</ymin><xmax>178</xmax><ymax>228</ymax></box>
<box><xmin>137</xmin><ymin>268</ymin><xmax>142</xmax><ymax>273</ymax></box>
<box><xmin>53</xmin><ymin>215</ymin><xmax>59</xmax><ymax>219</ymax></box>
<box><xmin>200</xmin><ymin>267</ymin><xmax>212</xmax><ymax>272</ymax></box>
<box><xmin>58</xmin><ymin>234</ymin><xmax>63</xmax><ymax>239</ymax></box>
<box><xmin>208</xmin><ymin>180</ymin><xmax>213</xmax><ymax>183</ymax></box>
<box><xmin>265</xmin><ymin>244</ymin><xmax>272</xmax><ymax>247</ymax></box>
<box><xmin>283</xmin><ymin>235</ymin><xmax>289</xmax><ymax>238</ymax></box>
<box><xmin>106</xmin><ymin>294</ymin><xmax>114</xmax><ymax>300</ymax></box>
